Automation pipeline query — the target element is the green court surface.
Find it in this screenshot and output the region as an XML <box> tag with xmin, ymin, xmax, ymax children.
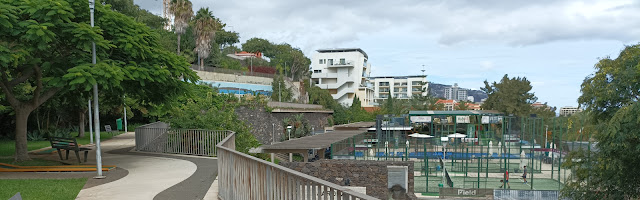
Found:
<box><xmin>413</xmin><ymin>160</ymin><xmax>544</xmax><ymax>174</ymax></box>
<box><xmin>414</xmin><ymin>175</ymin><xmax>563</xmax><ymax>193</ymax></box>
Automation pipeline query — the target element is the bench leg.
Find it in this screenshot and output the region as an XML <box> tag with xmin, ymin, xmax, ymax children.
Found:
<box><xmin>56</xmin><ymin>148</ymin><xmax>63</xmax><ymax>160</ymax></box>
<box><xmin>74</xmin><ymin>150</ymin><xmax>81</xmax><ymax>163</ymax></box>
<box><xmin>84</xmin><ymin>151</ymin><xmax>88</xmax><ymax>163</ymax></box>
<box><xmin>66</xmin><ymin>150</ymin><xmax>70</xmax><ymax>160</ymax></box>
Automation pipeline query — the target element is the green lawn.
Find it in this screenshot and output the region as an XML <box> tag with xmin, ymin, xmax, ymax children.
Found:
<box><xmin>0</xmin><ymin>158</ymin><xmax>64</xmax><ymax>166</ymax></box>
<box><xmin>0</xmin><ymin>131</ymin><xmax>123</xmax><ymax>157</ymax></box>
<box><xmin>0</xmin><ymin>178</ymin><xmax>87</xmax><ymax>200</ymax></box>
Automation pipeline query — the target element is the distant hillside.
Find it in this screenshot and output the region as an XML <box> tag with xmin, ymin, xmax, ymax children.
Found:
<box><xmin>427</xmin><ymin>82</ymin><xmax>487</xmax><ymax>103</ymax></box>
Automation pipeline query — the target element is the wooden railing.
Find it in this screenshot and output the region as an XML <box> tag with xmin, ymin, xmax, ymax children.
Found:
<box><xmin>217</xmin><ymin>132</ymin><xmax>378</xmax><ymax>200</ymax></box>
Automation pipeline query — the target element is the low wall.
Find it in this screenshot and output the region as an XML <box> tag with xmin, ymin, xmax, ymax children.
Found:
<box><xmin>280</xmin><ymin>160</ymin><xmax>416</xmax><ymax>200</ymax></box>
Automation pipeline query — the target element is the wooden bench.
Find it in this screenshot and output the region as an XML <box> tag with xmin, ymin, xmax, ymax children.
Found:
<box><xmin>49</xmin><ymin>137</ymin><xmax>91</xmax><ymax>163</ymax></box>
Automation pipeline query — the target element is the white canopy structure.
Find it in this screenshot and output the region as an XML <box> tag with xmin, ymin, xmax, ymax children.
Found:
<box><xmin>447</xmin><ymin>133</ymin><xmax>467</xmax><ymax>138</ymax></box>
<box><xmin>409</xmin><ymin>133</ymin><xmax>434</xmax><ymax>138</ymax></box>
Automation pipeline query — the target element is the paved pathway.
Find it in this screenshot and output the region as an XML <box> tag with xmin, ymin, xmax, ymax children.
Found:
<box><xmin>74</xmin><ymin>132</ymin><xmax>218</xmax><ymax>200</ymax></box>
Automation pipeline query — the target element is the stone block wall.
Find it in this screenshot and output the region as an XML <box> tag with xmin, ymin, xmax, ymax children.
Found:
<box><xmin>280</xmin><ymin>160</ymin><xmax>417</xmax><ymax>199</ymax></box>
<box><xmin>235</xmin><ymin>106</ymin><xmax>331</xmax><ymax>145</ymax></box>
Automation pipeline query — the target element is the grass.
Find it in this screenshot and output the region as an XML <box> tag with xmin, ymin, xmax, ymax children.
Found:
<box><xmin>0</xmin><ymin>178</ymin><xmax>87</xmax><ymax>200</ymax></box>
<box><xmin>0</xmin><ymin>158</ymin><xmax>64</xmax><ymax>166</ymax></box>
<box><xmin>0</xmin><ymin>131</ymin><xmax>123</xmax><ymax>157</ymax></box>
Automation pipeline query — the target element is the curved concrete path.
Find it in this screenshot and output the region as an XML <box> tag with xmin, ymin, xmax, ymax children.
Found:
<box><xmin>75</xmin><ymin>132</ymin><xmax>216</xmax><ymax>200</ymax></box>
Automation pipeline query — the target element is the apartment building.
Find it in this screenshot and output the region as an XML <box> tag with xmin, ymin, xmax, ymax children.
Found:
<box><xmin>370</xmin><ymin>76</ymin><xmax>428</xmax><ymax>104</ymax></box>
<box><xmin>444</xmin><ymin>83</ymin><xmax>468</xmax><ymax>101</ymax></box>
<box><xmin>310</xmin><ymin>48</ymin><xmax>373</xmax><ymax>107</ymax></box>
<box><xmin>559</xmin><ymin>106</ymin><xmax>582</xmax><ymax>116</ymax></box>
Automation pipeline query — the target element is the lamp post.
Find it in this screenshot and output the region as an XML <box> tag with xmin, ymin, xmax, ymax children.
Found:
<box><xmin>89</xmin><ymin>0</ymin><xmax>104</xmax><ymax>179</ymax></box>
<box><xmin>287</xmin><ymin>125</ymin><xmax>292</xmax><ymax>140</ymax></box>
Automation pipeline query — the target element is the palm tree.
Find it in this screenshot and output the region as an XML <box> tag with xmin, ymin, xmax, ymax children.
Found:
<box><xmin>169</xmin><ymin>0</ymin><xmax>193</xmax><ymax>55</ymax></box>
<box><xmin>193</xmin><ymin>8</ymin><xmax>218</xmax><ymax>68</ymax></box>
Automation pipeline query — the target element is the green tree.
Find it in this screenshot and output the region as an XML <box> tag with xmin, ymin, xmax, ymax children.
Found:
<box><xmin>193</xmin><ymin>8</ymin><xmax>218</xmax><ymax>68</ymax></box>
<box><xmin>562</xmin><ymin>44</ymin><xmax>640</xmax><ymax>199</ymax></box>
<box><xmin>215</xmin><ymin>31</ymin><xmax>239</xmax><ymax>48</ymax></box>
<box><xmin>0</xmin><ymin>0</ymin><xmax>197</xmax><ymax>161</ymax></box>
<box><xmin>481</xmin><ymin>74</ymin><xmax>537</xmax><ymax>116</ymax></box>
<box><xmin>271</xmin><ymin>74</ymin><xmax>292</xmax><ymax>102</ymax></box>
<box><xmin>455</xmin><ymin>101</ymin><xmax>469</xmax><ymax>110</ymax></box>
<box><xmin>99</xmin><ymin>0</ymin><xmax>166</xmax><ymax>30</ymax></box>
<box><xmin>380</xmin><ymin>95</ymin><xmax>409</xmax><ymax>115</ymax></box>
<box><xmin>161</xmin><ymin>85</ymin><xmax>261</xmax><ymax>154</ymax></box>
<box><xmin>242</xmin><ymin>38</ymin><xmax>273</xmax><ymax>55</ymax></box>
<box><xmin>169</xmin><ymin>0</ymin><xmax>193</xmax><ymax>55</ymax></box>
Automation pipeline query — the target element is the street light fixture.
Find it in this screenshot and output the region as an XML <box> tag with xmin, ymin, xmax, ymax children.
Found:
<box><xmin>287</xmin><ymin>125</ymin><xmax>292</xmax><ymax>140</ymax></box>
<box><xmin>89</xmin><ymin>0</ymin><xmax>105</xmax><ymax>179</ymax></box>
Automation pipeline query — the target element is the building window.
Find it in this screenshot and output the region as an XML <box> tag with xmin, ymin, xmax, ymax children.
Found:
<box><xmin>313</xmin><ymin>70</ymin><xmax>322</xmax><ymax>73</ymax></box>
<box><xmin>319</xmin><ymin>59</ymin><xmax>324</xmax><ymax>64</ymax></box>
<box><xmin>328</xmin><ymin>59</ymin><xmax>333</xmax><ymax>65</ymax></box>
<box><xmin>379</xmin><ymin>82</ymin><xmax>389</xmax><ymax>86</ymax></box>
<box><xmin>339</xmin><ymin>58</ymin><xmax>345</xmax><ymax>65</ymax></box>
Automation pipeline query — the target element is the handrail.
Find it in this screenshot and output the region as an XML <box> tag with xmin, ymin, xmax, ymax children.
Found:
<box><xmin>216</xmin><ymin>132</ymin><xmax>377</xmax><ymax>200</ymax></box>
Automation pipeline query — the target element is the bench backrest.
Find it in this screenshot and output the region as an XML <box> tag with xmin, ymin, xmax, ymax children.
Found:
<box><xmin>49</xmin><ymin>137</ymin><xmax>80</xmax><ymax>151</ymax></box>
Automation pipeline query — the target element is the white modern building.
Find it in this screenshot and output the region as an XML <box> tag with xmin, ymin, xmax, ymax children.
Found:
<box><xmin>370</xmin><ymin>76</ymin><xmax>428</xmax><ymax>104</ymax></box>
<box><xmin>311</xmin><ymin>48</ymin><xmax>374</xmax><ymax>107</ymax></box>
<box><xmin>444</xmin><ymin>83</ymin><xmax>468</xmax><ymax>101</ymax></box>
<box><xmin>559</xmin><ymin>106</ymin><xmax>582</xmax><ymax>116</ymax></box>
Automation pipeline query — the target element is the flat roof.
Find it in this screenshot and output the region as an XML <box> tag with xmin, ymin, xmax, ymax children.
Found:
<box><xmin>369</xmin><ymin>75</ymin><xmax>427</xmax><ymax>79</ymax></box>
<box><xmin>334</xmin><ymin>121</ymin><xmax>375</xmax><ymax>130</ymax></box>
<box><xmin>316</xmin><ymin>48</ymin><xmax>368</xmax><ymax>59</ymax></box>
<box><xmin>260</xmin><ymin>130</ymin><xmax>365</xmax><ymax>151</ymax></box>
<box><xmin>409</xmin><ymin>110</ymin><xmax>503</xmax><ymax>116</ymax></box>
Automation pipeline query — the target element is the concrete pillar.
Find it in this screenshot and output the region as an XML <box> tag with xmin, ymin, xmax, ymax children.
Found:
<box><xmin>289</xmin><ymin>153</ymin><xmax>293</xmax><ymax>162</ymax></box>
<box><xmin>271</xmin><ymin>153</ymin><xmax>275</xmax><ymax>163</ymax></box>
<box><xmin>303</xmin><ymin>151</ymin><xmax>308</xmax><ymax>163</ymax></box>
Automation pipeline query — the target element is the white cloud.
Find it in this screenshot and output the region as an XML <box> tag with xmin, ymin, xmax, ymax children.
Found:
<box><xmin>136</xmin><ymin>0</ymin><xmax>640</xmax><ymax>53</ymax></box>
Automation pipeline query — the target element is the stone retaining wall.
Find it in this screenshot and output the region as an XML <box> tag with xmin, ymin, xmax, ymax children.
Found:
<box><xmin>280</xmin><ymin>160</ymin><xmax>417</xmax><ymax>199</ymax></box>
<box><xmin>235</xmin><ymin>106</ymin><xmax>330</xmax><ymax>145</ymax></box>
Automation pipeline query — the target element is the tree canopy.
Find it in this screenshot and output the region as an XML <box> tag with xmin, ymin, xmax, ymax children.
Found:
<box><xmin>562</xmin><ymin>44</ymin><xmax>640</xmax><ymax>199</ymax></box>
<box><xmin>0</xmin><ymin>0</ymin><xmax>196</xmax><ymax>161</ymax></box>
<box><xmin>481</xmin><ymin>74</ymin><xmax>537</xmax><ymax>116</ymax></box>
<box><xmin>241</xmin><ymin>38</ymin><xmax>310</xmax><ymax>80</ymax></box>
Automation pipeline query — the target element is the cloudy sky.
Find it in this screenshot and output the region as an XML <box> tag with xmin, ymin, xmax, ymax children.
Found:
<box><xmin>136</xmin><ymin>0</ymin><xmax>639</xmax><ymax>109</ymax></box>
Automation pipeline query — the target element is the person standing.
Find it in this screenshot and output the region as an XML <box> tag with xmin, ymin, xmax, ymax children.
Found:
<box><xmin>500</xmin><ymin>169</ymin><xmax>510</xmax><ymax>189</ymax></box>
<box><xmin>522</xmin><ymin>166</ymin><xmax>528</xmax><ymax>184</ymax></box>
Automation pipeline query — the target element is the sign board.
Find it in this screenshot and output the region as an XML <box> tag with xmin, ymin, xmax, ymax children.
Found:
<box><xmin>463</xmin><ymin>138</ymin><xmax>479</xmax><ymax>142</ymax></box>
<box><xmin>410</xmin><ymin>116</ymin><xmax>431</xmax><ymax>123</ymax></box>
<box><xmin>441</xmin><ymin>137</ymin><xmax>449</xmax><ymax>142</ymax></box>
<box><xmin>482</xmin><ymin>116</ymin><xmax>503</xmax><ymax>124</ymax></box>
<box><xmin>105</xmin><ymin>125</ymin><xmax>112</xmax><ymax>132</ymax></box>
<box><xmin>439</xmin><ymin>188</ymin><xmax>493</xmax><ymax>198</ymax></box>
<box><xmin>387</xmin><ymin>166</ymin><xmax>408</xmax><ymax>190</ymax></box>
<box><xmin>456</xmin><ymin>116</ymin><xmax>470</xmax><ymax>124</ymax></box>
<box><xmin>363</xmin><ymin>139</ymin><xmax>379</xmax><ymax>143</ymax></box>
<box><xmin>493</xmin><ymin>189</ymin><xmax>559</xmax><ymax>200</ymax></box>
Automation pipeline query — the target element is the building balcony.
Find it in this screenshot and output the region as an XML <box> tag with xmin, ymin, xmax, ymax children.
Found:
<box><xmin>311</xmin><ymin>72</ymin><xmax>338</xmax><ymax>79</ymax></box>
<box><xmin>327</xmin><ymin>61</ymin><xmax>354</xmax><ymax>67</ymax></box>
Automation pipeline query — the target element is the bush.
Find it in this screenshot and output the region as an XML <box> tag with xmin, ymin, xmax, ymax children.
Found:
<box><xmin>161</xmin><ymin>85</ymin><xmax>262</xmax><ymax>155</ymax></box>
<box><xmin>27</xmin><ymin>130</ymin><xmax>45</xmax><ymax>141</ymax></box>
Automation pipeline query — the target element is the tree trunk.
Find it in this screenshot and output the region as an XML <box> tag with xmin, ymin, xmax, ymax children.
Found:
<box><xmin>14</xmin><ymin>109</ymin><xmax>31</xmax><ymax>162</ymax></box>
<box><xmin>200</xmin><ymin>58</ymin><xmax>204</xmax><ymax>69</ymax></box>
<box><xmin>177</xmin><ymin>34</ymin><xmax>181</xmax><ymax>55</ymax></box>
<box><xmin>78</xmin><ymin>110</ymin><xmax>85</xmax><ymax>138</ymax></box>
